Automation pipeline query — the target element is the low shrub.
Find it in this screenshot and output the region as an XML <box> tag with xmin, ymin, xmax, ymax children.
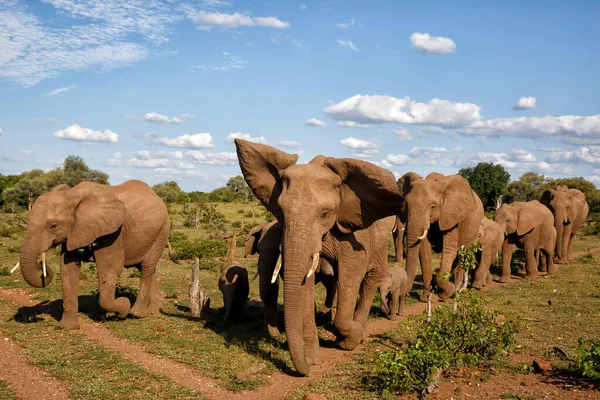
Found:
<box><xmin>366</xmin><ymin>292</ymin><xmax>517</xmax><ymax>396</ymax></box>
<box><xmin>576</xmin><ymin>253</ymin><xmax>595</xmax><ymax>264</ymax></box>
<box><xmin>169</xmin><ymin>232</ymin><xmax>228</xmax><ymax>261</ymax></box>
<box><xmin>575</xmin><ymin>337</ymin><xmax>600</xmax><ymax>381</ymax></box>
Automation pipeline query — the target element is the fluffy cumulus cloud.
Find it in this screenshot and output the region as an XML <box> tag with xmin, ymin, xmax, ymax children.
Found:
<box><xmin>325</xmin><ymin>95</ymin><xmax>482</xmax><ymax>127</ymax></box>
<box><xmin>410</xmin><ymin>32</ymin><xmax>456</xmax><ymax>54</ymax></box>
<box><xmin>337</xmin><ymin>39</ymin><xmax>359</xmax><ymax>52</ymax></box>
<box><xmin>338</xmin><ymin>120</ymin><xmax>370</xmax><ymax>128</ymax></box>
<box><xmin>44</xmin><ymin>86</ymin><xmax>75</xmax><ymax>97</ymax></box>
<box><xmin>151</xmin><ymin>133</ymin><xmax>215</xmax><ymax>149</ymax></box>
<box><xmin>545</xmin><ymin>146</ymin><xmax>600</xmax><ymax>164</ymax></box>
<box><xmin>184</xmin><ymin>10</ymin><xmax>289</xmax><ymax>30</ymax></box>
<box><xmin>513</xmin><ymin>96</ymin><xmax>536</xmax><ymax>110</ymax></box>
<box><xmin>305</xmin><ymin>118</ymin><xmax>327</xmax><ymax>127</ymax></box>
<box><xmin>340</xmin><ymin>137</ymin><xmax>379</xmax><ymax>158</ymax></box>
<box><xmin>410</xmin><ymin>147</ymin><xmax>448</xmax><ymax>159</ymax></box>
<box><xmin>456</xmin><ymin>149</ymin><xmax>572</xmax><ymax>174</ymax></box>
<box><xmin>53</xmin><ymin>124</ymin><xmax>119</xmax><ymax>142</ymax></box>
<box><xmin>226</xmin><ymin>132</ymin><xmax>267</xmax><ymax>144</ymax></box>
<box><xmin>381</xmin><ymin>153</ymin><xmax>416</xmax><ymax>168</ymax></box>
<box><xmin>277</xmin><ymin>140</ymin><xmax>301</xmax><ymax>148</ymax></box>
<box><xmin>144</xmin><ymin>112</ymin><xmax>183</xmax><ymax>124</ymax></box>
<box><xmin>391</xmin><ymin>128</ymin><xmax>413</xmax><ymax>141</ymax></box>
<box><xmin>107</xmin><ymin>149</ymin><xmax>237</xmax><ymax>170</ymax></box>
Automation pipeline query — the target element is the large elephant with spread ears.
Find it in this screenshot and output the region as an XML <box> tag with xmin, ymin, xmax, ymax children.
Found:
<box><xmin>540</xmin><ymin>185</ymin><xmax>589</xmax><ymax>263</ymax></box>
<box><xmin>235</xmin><ymin>139</ymin><xmax>404</xmax><ymax>376</ymax></box>
<box><xmin>18</xmin><ymin>180</ymin><xmax>171</xmax><ymax>329</ymax></box>
<box><xmin>404</xmin><ymin>172</ymin><xmax>484</xmax><ymax>301</ymax></box>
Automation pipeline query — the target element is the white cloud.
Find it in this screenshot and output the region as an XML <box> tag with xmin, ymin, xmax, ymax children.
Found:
<box><xmin>0</xmin><ymin>0</ymin><xmax>179</xmax><ymax>86</ymax></box>
<box><xmin>130</xmin><ymin>158</ymin><xmax>169</xmax><ymax>168</ymax></box>
<box><xmin>391</xmin><ymin>128</ymin><xmax>413</xmax><ymax>141</ymax></box>
<box><xmin>305</xmin><ymin>118</ymin><xmax>327</xmax><ymax>127</ymax></box>
<box><xmin>410</xmin><ymin>32</ymin><xmax>456</xmax><ymax>54</ymax></box>
<box><xmin>340</xmin><ymin>137</ymin><xmax>379</xmax><ymax>158</ymax></box>
<box><xmin>185</xmin><ymin>151</ymin><xmax>238</xmax><ymax>165</ymax></box>
<box><xmin>337</xmin><ymin>39</ymin><xmax>359</xmax><ymax>52</ymax></box>
<box><xmin>513</xmin><ymin>96</ymin><xmax>536</xmax><ymax>110</ymax></box>
<box><xmin>53</xmin><ymin>124</ymin><xmax>119</xmax><ymax>142</ymax></box>
<box><xmin>107</xmin><ymin>149</ymin><xmax>237</xmax><ymax>169</ymax></box>
<box><xmin>185</xmin><ymin>11</ymin><xmax>289</xmax><ymax>30</ymax></box>
<box><xmin>181</xmin><ymin>113</ymin><xmax>196</xmax><ymax>119</ymax></box>
<box><xmin>338</xmin><ymin>120</ymin><xmax>370</xmax><ymax>128</ymax></box>
<box><xmin>277</xmin><ymin>140</ymin><xmax>301</xmax><ymax>149</ymax></box>
<box><xmin>144</xmin><ymin>112</ymin><xmax>183</xmax><ymax>124</ymax></box>
<box><xmin>226</xmin><ymin>132</ymin><xmax>267</xmax><ymax>144</ymax></box>
<box><xmin>0</xmin><ymin>128</ymin><xmax>3</xmax><ymax>135</ymax></box>
<box><xmin>43</xmin><ymin>86</ymin><xmax>75</xmax><ymax>97</ymax></box>
<box><xmin>336</xmin><ymin>18</ymin><xmax>355</xmax><ymax>29</ymax></box>
<box><xmin>325</xmin><ymin>95</ymin><xmax>481</xmax><ymax>127</ymax></box>
<box><xmin>456</xmin><ymin>150</ymin><xmax>572</xmax><ymax>174</ymax></box>
<box><xmin>151</xmin><ymin>133</ymin><xmax>215</xmax><ymax>149</ymax></box>
<box><xmin>381</xmin><ymin>154</ymin><xmax>417</xmax><ymax>167</ymax></box>
<box><xmin>545</xmin><ymin>146</ymin><xmax>600</xmax><ymax>164</ymax></box>
<box><xmin>193</xmin><ymin>53</ymin><xmax>247</xmax><ymax>71</ymax></box>
<box><xmin>300</xmin><ymin>4</ymin><xmax>307</xmax><ymax>10</ymax></box>
<box><xmin>410</xmin><ymin>147</ymin><xmax>448</xmax><ymax>159</ymax></box>
<box><xmin>124</xmin><ymin>114</ymin><xmax>140</xmax><ymax>121</ymax></box>
<box><xmin>22</xmin><ymin>149</ymin><xmax>31</xmax><ymax>156</ymax></box>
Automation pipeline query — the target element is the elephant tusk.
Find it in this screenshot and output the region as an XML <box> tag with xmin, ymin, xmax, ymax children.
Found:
<box><xmin>392</xmin><ymin>227</ymin><xmax>397</xmax><ymax>234</ymax></box>
<box><xmin>401</xmin><ymin>227</ymin><xmax>405</xmax><ymax>231</ymax></box>
<box><xmin>271</xmin><ymin>254</ymin><xmax>282</xmax><ymax>284</ymax></box>
<box><xmin>306</xmin><ymin>253</ymin><xmax>320</xmax><ymax>278</ymax></box>
<box><xmin>417</xmin><ymin>229</ymin><xmax>428</xmax><ymax>240</ymax></box>
<box><xmin>41</xmin><ymin>252</ymin><xmax>47</xmax><ymax>278</ymax></box>
<box><xmin>10</xmin><ymin>262</ymin><xmax>20</xmax><ymax>274</ymax></box>
<box><xmin>251</xmin><ymin>269</ymin><xmax>260</xmax><ymax>282</ymax></box>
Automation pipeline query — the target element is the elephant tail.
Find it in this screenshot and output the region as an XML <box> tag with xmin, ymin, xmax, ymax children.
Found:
<box><xmin>167</xmin><ymin>241</ymin><xmax>180</xmax><ymax>264</ymax></box>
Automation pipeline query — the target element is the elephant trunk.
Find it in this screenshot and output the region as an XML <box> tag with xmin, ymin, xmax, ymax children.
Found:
<box><xmin>555</xmin><ymin>221</ymin><xmax>564</xmax><ymax>260</ymax></box>
<box><xmin>282</xmin><ymin>228</ymin><xmax>316</xmax><ymax>376</ymax></box>
<box><xmin>405</xmin><ymin>212</ymin><xmax>427</xmax><ymax>292</ymax></box>
<box><xmin>19</xmin><ymin>235</ymin><xmax>54</xmax><ymax>288</ymax></box>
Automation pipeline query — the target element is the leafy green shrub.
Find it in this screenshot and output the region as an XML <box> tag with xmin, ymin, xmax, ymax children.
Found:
<box><xmin>575</xmin><ymin>337</ymin><xmax>600</xmax><ymax>381</ymax></box>
<box><xmin>576</xmin><ymin>253</ymin><xmax>595</xmax><ymax>264</ymax></box>
<box><xmin>367</xmin><ymin>292</ymin><xmax>517</xmax><ymax>395</ymax></box>
<box><xmin>169</xmin><ymin>232</ymin><xmax>228</xmax><ymax>261</ymax></box>
<box><xmin>0</xmin><ymin>267</ymin><xmax>10</xmax><ymax>276</ymax></box>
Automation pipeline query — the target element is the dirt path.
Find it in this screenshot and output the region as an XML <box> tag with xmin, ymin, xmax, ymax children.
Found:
<box><xmin>0</xmin><ymin>334</ymin><xmax>71</xmax><ymax>400</ymax></box>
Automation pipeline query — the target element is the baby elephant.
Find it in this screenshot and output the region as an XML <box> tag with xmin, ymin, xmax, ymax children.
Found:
<box><xmin>218</xmin><ymin>264</ymin><xmax>249</xmax><ymax>322</ymax></box>
<box><xmin>378</xmin><ymin>264</ymin><xmax>408</xmax><ymax>320</ymax></box>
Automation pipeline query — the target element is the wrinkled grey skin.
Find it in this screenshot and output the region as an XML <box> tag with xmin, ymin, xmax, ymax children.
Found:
<box><xmin>218</xmin><ymin>264</ymin><xmax>249</xmax><ymax>322</ymax></box>
<box><xmin>378</xmin><ymin>264</ymin><xmax>408</xmax><ymax>320</ymax></box>
<box><xmin>244</xmin><ymin>220</ymin><xmax>337</xmax><ymax>337</ymax></box>
<box><xmin>472</xmin><ymin>218</ymin><xmax>504</xmax><ymax>289</ymax></box>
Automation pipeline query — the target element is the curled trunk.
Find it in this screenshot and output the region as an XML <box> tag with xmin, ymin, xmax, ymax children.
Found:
<box><xmin>19</xmin><ymin>239</ymin><xmax>54</xmax><ymax>288</ymax></box>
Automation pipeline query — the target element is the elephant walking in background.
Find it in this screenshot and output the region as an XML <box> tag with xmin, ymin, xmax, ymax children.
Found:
<box><xmin>235</xmin><ymin>139</ymin><xmax>404</xmax><ymax>376</ymax></box>
<box><xmin>244</xmin><ymin>220</ymin><xmax>337</xmax><ymax>338</ymax></box>
<box><xmin>19</xmin><ymin>180</ymin><xmax>171</xmax><ymax>329</ymax></box>
<box><xmin>541</xmin><ymin>185</ymin><xmax>589</xmax><ymax>263</ymax></box>
<box><xmin>472</xmin><ymin>218</ymin><xmax>504</xmax><ymax>289</ymax></box>
<box><xmin>403</xmin><ymin>172</ymin><xmax>484</xmax><ymax>301</ymax></box>
<box><xmin>392</xmin><ymin>172</ymin><xmax>423</xmax><ymax>263</ymax></box>
<box><xmin>494</xmin><ymin>200</ymin><xmax>556</xmax><ymax>281</ymax></box>
<box><xmin>378</xmin><ymin>263</ymin><xmax>408</xmax><ymax>320</ymax></box>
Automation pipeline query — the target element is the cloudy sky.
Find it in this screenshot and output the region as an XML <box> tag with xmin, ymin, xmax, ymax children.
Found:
<box><xmin>1</xmin><ymin>0</ymin><xmax>599</xmax><ymax>191</ymax></box>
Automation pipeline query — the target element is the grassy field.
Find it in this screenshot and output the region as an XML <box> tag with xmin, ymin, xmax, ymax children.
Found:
<box><xmin>0</xmin><ymin>202</ymin><xmax>599</xmax><ymax>399</ymax></box>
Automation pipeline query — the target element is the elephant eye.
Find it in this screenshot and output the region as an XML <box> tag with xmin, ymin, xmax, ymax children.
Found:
<box><xmin>430</xmin><ymin>203</ymin><xmax>436</xmax><ymax>209</ymax></box>
<box><xmin>49</xmin><ymin>223</ymin><xmax>57</xmax><ymax>229</ymax></box>
<box><xmin>320</xmin><ymin>209</ymin><xmax>330</xmax><ymax>219</ymax></box>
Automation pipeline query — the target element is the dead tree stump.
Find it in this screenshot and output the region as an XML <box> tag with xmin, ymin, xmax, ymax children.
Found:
<box><xmin>189</xmin><ymin>257</ymin><xmax>210</xmax><ymax>317</ymax></box>
<box><xmin>227</xmin><ymin>231</ymin><xmax>237</xmax><ymax>263</ymax></box>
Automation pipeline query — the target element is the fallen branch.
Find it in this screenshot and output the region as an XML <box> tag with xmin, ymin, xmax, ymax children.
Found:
<box><xmin>189</xmin><ymin>257</ymin><xmax>210</xmax><ymax>318</ymax></box>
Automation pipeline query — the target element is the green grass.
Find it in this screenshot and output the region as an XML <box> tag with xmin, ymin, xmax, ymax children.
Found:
<box><xmin>0</xmin><ymin>380</ymin><xmax>18</xmax><ymax>400</ymax></box>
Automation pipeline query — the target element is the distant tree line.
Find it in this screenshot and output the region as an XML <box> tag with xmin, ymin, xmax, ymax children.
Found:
<box><xmin>151</xmin><ymin>176</ymin><xmax>254</xmax><ymax>205</ymax></box>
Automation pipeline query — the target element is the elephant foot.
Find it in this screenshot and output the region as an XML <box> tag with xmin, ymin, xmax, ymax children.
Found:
<box><xmin>59</xmin><ymin>316</ymin><xmax>80</xmax><ymax>330</ymax></box>
<box><xmin>497</xmin><ymin>275</ymin><xmax>511</xmax><ymax>283</ymax></box>
<box><xmin>338</xmin><ymin>335</ymin><xmax>361</xmax><ymax>351</ymax></box>
<box><xmin>305</xmin><ymin>348</ymin><xmax>322</xmax><ymax>366</ymax></box>
<box><xmin>115</xmin><ymin>297</ymin><xmax>131</xmax><ymax>318</ymax></box>
<box><xmin>437</xmin><ymin>283</ymin><xmax>456</xmax><ymax>301</ymax></box>
<box><xmin>129</xmin><ymin>304</ymin><xmax>149</xmax><ymax>318</ymax></box>
<box><xmin>389</xmin><ymin>313</ymin><xmax>398</xmax><ymax>321</ymax></box>
<box><xmin>147</xmin><ymin>299</ymin><xmax>165</xmax><ymax>315</ymax></box>
<box><xmin>419</xmin><ymin>292</ymin><xmax>439</xmax><ymax>303</ymax></box>
<box><xmin>472</xmin><ymin>280</ymin><xmax>485</xmax><ymax>290</ymax></box>
<box><xmin>524</xmin><ymin>273</ymin><xmax>539</xmax><ymax>282</ymax></box>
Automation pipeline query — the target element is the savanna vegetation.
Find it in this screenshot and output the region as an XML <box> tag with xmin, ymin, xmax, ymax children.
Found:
<box><xmin>0</xmin><ymin>159</ymin><xmax>599</xmax><ymax>399</ymax></box>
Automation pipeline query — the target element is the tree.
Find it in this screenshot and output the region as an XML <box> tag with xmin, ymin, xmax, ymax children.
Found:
<box><xmin>459</xmin><ymin>163</ymin><xmax>510</xmax><ymax>211</ymax></box>
<box><xmin>225</xmin><ymin>175</ymin><xmax>253</xmax><ymax>202</ymax></box>
<box><xmin>2</xmin><ymin>177</ymin><xmax>46</xmax><ymax>209</ymax></box>
<box><xmin>63</xmin><ymin>155</ymin><xmax>108</xmax><ymax>187</ymax></box>
<box><xmin>152</xmin><ymin>181</ymin><xmax>183</xmax><ymax>204</ymax></box>
<box><xmin>0</xmin><ymin>174</ymin><xmax>21</xmax><ymax>206</ymax></box>
<box><xmin>505</xmin><ymin>172</ymin><xmax>553</xmax><ymax>203</ymax></box>
<box><xmin>43</xmin><ymin>168</ymin><xmax>67</xmax><ymax>189</ymax></box>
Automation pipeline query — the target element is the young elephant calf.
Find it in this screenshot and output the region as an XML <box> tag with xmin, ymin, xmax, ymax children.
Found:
<box><xmin>378</xmin><ymin>264</ymin><xmax>408</xmax><ymax>320</ymax></box>
<box><xmin>218</xmin><ymin>264</ymin><xmax>249</xmax><ymax>322</ymax></box>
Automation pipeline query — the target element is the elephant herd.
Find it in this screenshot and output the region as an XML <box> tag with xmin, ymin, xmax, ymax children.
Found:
<box><xmin>14</xmin><ymin>139</ymin><xmax>590</xmax><ymax>377</ymax></box>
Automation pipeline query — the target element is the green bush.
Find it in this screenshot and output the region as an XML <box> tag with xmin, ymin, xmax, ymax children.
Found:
<box><xmin>575</xmin><ymin>337</ymin><xmax>600</xmax><ymax>381</ymax></box>
<box><xmin>169</xmin><ymin>232</ymin><xmax>228</xmax><ymax>261</ymax></box>
<box><xmin>576</xmin><ymin>253</ymin><xmax>595</xmax><ymax>264</ymax></box>
<box><xmin>0</xmin><ymin>267</ymin><xmax>10</xmax><ymax>276</ymax></box>
<box><xmin>367</xmin><ymin>292</ymin><xmax>517</xmax><ymax>395</ymax></box>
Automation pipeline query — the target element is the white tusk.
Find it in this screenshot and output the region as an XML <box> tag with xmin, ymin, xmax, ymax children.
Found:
<box><xmin>417</xmin><ymin>229</ymin><xmax>428</xmax><ymax>240</ymax></box>
<box><xmin>271</xmin><ymin>254</ymin><xmax>282</xmax><ymax>284</ymax></box>
<box><xmin>392</xmin><ymin>227</ymin><xmax>397</xmax><ymax>234</ymax></box>
<box><xmin>10</xmin><ymin>262</ymin><xmax>20</xmax><ymax>274</ymax></box>
<box><xmin>401</xmin><ymin>227</ymin><xmax>405</xmax><ymax>231</ymax></box>
<box><xmin>41</xmin><ymin>252</ymin><xmax>47</xmax><ymax>278</ymax></box>
<box><xmin>251</xmin><ymin>269</ymin><xmax>260</xmax><ymax>282</ymax></box>
<box><xmin>306</xmin><ymin>253</ymin><xmax>320</xmax><ymax>278</ymax></box>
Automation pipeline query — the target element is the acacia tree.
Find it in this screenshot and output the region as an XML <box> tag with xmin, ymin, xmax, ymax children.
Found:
<box><xmin>505</xmin><ymin>172</ymin><xmax>553</xmax><ymax>203</ymax></box>
<box><xmin>459</xmin><ymin>163</ymin><xmax>510</xmax><ymax>211</ymax></box>
<box><xmin>63</xmin><ymin>155</ymin><xmax>108</xmax><ymax>186</ymax></box>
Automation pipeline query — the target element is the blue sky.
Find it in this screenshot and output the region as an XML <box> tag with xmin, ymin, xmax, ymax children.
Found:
<box><xmin>1</xmin><ymin>0</ymin><xmax>599</xmax><ymax>191</ymax></box>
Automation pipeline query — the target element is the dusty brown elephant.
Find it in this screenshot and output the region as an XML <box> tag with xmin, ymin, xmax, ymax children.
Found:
<box><xmin>378</xmin><ymin>263</ymin><xmax>408</xmax><ymax>320</ymax></box>
<box><xmin>235</xmin><ymin>139</ymin><xmax>403</xmax><ymax>376</ymax></box>
<box><xmin>472</xmin><ymin>218</ymin><xmax>504</xmax><ymax>289</ymax></box>
<box><xmin>404</xmin><ymin>172</ymin><xmax>484</xmax><ymax>301</ymax></box>
<box><xmin>494</xmin><ymin>200</ymin><xmax>556</xmax><ymax>281</ymax></box>
<box><xmin>392</xmin><ymin>172</ymin><xmax>423</xmax><ymax>262</ymax></box>
<box><xmin>244</xmin><ymin>220</ymin><xmax>337</xmax><ymax>337</ymax></box>
<box><xmin>218</xmin><ymin>264</ymin><xmax>250</xmax><ymax>323</ymax></box>
<box><xmin>540</xmin><ymin>185</ymin><xmax>589</xmax><ymax>263</ymax></box>
<box><xmin>19</xmin><ymin>180</ymin><xmax>171</xmax><ymax>329</ymax></box>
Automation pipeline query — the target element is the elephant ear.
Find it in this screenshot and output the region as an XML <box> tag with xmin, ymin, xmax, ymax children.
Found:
<box><xmin>397</xmin><ymin>171</ymin><xmax>423</xmax><ymax>196</ymax></box>
<box><xmin>540</xmin><ymin>190</ymin><xmax>554</xmax><ymax>208</ymax></box>
<box><xmin>245</xmin><ymin>222</ymin><xmax>267</xmax><ymax>258</ymax></box>
<box><xmin>439</xmin><ymin>175</ymin><xmax>480</xmax><ymax>232</ymax></box>
<box><xmin>324</xmin><ymin>158</ymin><xmax>405</xmax><ymax>233</ymax></box>
<box><xmin>517</xmin><ymin>203</ymin><xmax>545</xmax><ymax>236</ymax></box>
<box><xmin>235</xmin><ymin>139</ymin><xmax>298</xmax><ymax>221</ymax></box>
<box><xmin>66</xmin><ymin>189</ymin><xmax>126</xmax><ymax>251</ymax></box>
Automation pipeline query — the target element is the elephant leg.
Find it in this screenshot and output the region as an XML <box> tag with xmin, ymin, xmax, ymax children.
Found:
<box><xmin>259</xmin><ymin>259</ymin><xmax>280</xmax><ymax>337</ymax></box>
<box><xmin>437</xmin><ymin>228</ymin><xmax>459</xmax><ymax>300</ymax></box>
<box><xmin>131</xmin><ymin>238</ymin><xmax>165</xmax><ymax>317</ymax></box>
<box><xmin>398</xmin><ymin>291</ymin><xmax>405</xmax><ymax>316</ymax></box>
<box><xmin>303</xmin><ymin>273</ymin><xmax>321</xmax><ymax>366</ymax></box>
<box><xmin>539</xmin><ymin>252</ymin><xmax>547</xmax><ymax>273</ymax></box>
<box><xmin>546</xmin><ymin>249</ymin><xmax>557</xmax><ymax>274</ymax></box>
<box><xmin>473</xmin><ymin>247</ymin><xmax>491</xmax><ymax>289</ymax></box>
<box><xmin>567</xmin><ymin>232</ymin><xmax>576</xmax><ymax>261</ymax></box>
<box><xmin>523</xmin><ymin>242</ymin><xmax>539</xmax><ymax>281</ymax></box>
<box><xmin>379</xmin><ymin>287</ymin><xmax>390</xmax><ymax>316</ymax></box>
<box><xmin>390</xmin><ymin>288</ymin><xmax>400</xmax><ymax>321</ymax></box>
<box><xmin>59</xmin><ymin>250</ymin><xmax>81</xmax><ymax>330</ymax></box>
<box><xmin>499</xmin><ymin>240</ymin><xmax>514</xmax><ymax>283</ymax></box>
<box><xmin>94</xmin><ymin>245</ymin><xmax>129</xmax><ymax>318</ymax></box>
<box><xmin>419</xmin><ymin>237</ymin><xmax>433</xmax><ymax>302</ymax></box>
<box><xmin>147</xmin><ymin>273</ymin><xmax>165</xmax><ymax>315</ymax></box>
